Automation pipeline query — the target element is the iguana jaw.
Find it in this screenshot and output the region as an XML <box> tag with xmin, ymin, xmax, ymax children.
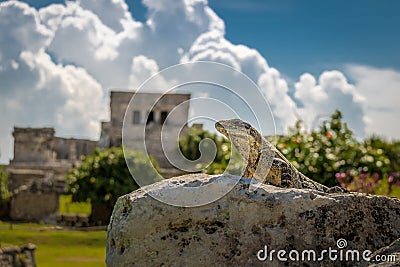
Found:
<box><xmin>215</xmin><ymin>119</ymin><xmax>252</xmax><ymax>140</ymax></box>
<box><xmin>215</xmin><ymin>119</ymin><xmax>262</xmax><ymax>145</ymax></box>
<box><xmin>215</xmin><ymin>119</ymin><xmax>264</xmax><ymax>180</ymax></box>
<box><xmin>214</xmin><ymin>121</ymin><xmax>229</xmax><ymax>138</ymax></box>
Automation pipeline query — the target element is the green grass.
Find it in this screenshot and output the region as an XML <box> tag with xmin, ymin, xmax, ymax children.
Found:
<box><xmin>0</xmin><ymin>222</ymin><xmax>106</xmax><ymax>267</ymax></box>
<box><xmin>59</xmin><ymin>195</ymin><xmax>91</xmax><ymax>215</ymax></box>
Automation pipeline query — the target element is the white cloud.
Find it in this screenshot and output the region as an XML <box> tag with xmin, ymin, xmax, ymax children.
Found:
<box><xmin>20</xmin><ymin>50</ymin><xmax>105</xmax><ymax>134</ymax></box>
<box><xmin>77</xmin><ymin>0</ymin><xmax>133</xmax><ymax>32</ymax></box>
<box><xmin>346</xmin><ymin>64</ymin><xmax>400</xmax><ymax>139</ymax></box>
<box><xmin>0</xmin><ymin>1</ymin><xmax>52</xmax><ymax>62</ymax></box>
<box><xmin>129</xmin><ymin>55</ymin><xmax>159</xmax><ymax>89</ymax></box>
<box><xmin>0</xmin><ymin>1</ymin><xmax>106</xmax><ymax>162</ymax></box>
<box><xmin>0</xmin><ymin>48</ymin><xmax>105</xmax><ymax>162</ymax></box>
<box><xmin>294</xmin><ymin>70</ymin><xmax>367</xmax><ymax>136</ymax></box>
<box><xmin>40</xmin><ymin>1</ymin><xmax>120</xmax><ymax>62</ymax></box>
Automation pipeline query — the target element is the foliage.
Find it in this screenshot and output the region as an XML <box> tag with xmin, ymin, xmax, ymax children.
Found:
<box><xmin>336</xmin><ymin>171</ymin><xmax>400</xmax><ymax>197</ymax></box>
<box><xmin>58</xmin><ymin>195</ymin><xmax>91</xmax><ymax>215</ymax></box>
<box><xmin>67</xmin><ymin>146</ymin><xmax>160</xmax><ymax>207</ymax></box>
<box><xmin>179</xmin><ymin>127</ymin><xmax>233</xmax><ymax>174</ymax></box>
<box><xmin>276</xmin><ymin>110</ymin><xmax>393</xmax><ymax>187</ymax></box>
<box><xmin>179</xmin><ymin>127</ymin><xmax>245</xmax><ymax>175</ymax></box>
<box><xmin>0</xmin><ymin>165</ymin><xmax>11</xmax><ymax>203</ymax></box>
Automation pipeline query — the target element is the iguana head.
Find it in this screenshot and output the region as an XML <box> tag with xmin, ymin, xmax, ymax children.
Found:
<box><xmin>215</xmin><ymin>119</ymin><xmax>267</xmax><ymax>180</ymax></box>
<box><xmin>215</xmin><ymin>119</ymin><xmax>262</xmax><ymax>144</ymax></box>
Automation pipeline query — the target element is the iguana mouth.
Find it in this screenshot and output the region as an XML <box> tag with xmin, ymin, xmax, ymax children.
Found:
<box><xmin>215</xmin><ymin>121</ymin><xmax>228</xmax><ymax>137</ymax></box>
<box><xmin>215</xmin><ymin>119</ymin><xmax>255</xmax><ymax>140</ymax></box>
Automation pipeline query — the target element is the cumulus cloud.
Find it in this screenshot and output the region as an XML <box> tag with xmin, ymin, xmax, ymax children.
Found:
<box><xmin>346</xmin><ymin>64</ymin><xmax>400</xmax><ymax>139</ymax></box>
<box><xmin>294</xmin><ymin>71</ymin><xmax>367</xmax><ymax>136</ymax></box>
<box><xmin>0</xmin><ymin>1</ymin><xmax>105</xmax><ymax>162</ymax></box>
<box><xmin>129</xmin><ymin>55</ymin><xmax>161</xmax><ymax>89</ymax></box>
<box><xmin>0</xmin><ymin>50</ymin><xmax>105</xmax><ymax>163</ymax></box>
<box><xmin>0</xmin><ymin>0</ymin><xmax>381</xmax><ymax>163</ymax></box>
<box><xmin>77</xmin><ymin>0</ymin><xmax>133</xmax><ymax>32</ymax></box>
<box><xmin>0</xmin><ymin>1</ymin><xmax>52</xmax><ymax>63</ymax></box>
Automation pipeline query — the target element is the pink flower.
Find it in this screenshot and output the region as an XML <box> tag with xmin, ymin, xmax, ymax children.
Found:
<box><xmin>388</xmin><ymin>176</ymin><xmax>394</xmax><ymax>183</ymax></box>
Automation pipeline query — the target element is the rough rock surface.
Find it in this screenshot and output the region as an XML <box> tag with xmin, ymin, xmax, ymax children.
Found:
<box><xmin>106</xmin><ymin>174</ymin><xmax>400</xmax><ymax>267</ymax></box>
<box><xmin>360</xmin><ymin>238</ymin><xmax>400</xmax><ymax>267</ymax></box>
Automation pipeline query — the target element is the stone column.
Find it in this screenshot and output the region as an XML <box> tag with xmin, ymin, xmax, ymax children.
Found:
<box><xmin>22</xmin><ymin>243</ymin><xmax>37</xmax><ymax>267</ymax></box>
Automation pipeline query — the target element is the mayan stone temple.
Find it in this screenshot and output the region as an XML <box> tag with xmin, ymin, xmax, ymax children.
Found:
<box><xmin>3</xmin><ymin>90</ymin><xmax>197</xmax><ymax>222</ymax></box>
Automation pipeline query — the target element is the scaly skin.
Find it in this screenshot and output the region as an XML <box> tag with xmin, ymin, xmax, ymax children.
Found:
<box><xmin>215</xmin><ymin>119</ymin><xmax>346</xmax><ymax>193</ymax></box>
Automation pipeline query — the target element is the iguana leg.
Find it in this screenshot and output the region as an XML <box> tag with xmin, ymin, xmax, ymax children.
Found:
<box><xmin>262</xmin><ymin>158</ymin><xmax>299</xmax><ymax>188</ymax></box>
<box><xmin>264</xmin><ymin>158</ymin><xmax>325</xmax><ymax>190</ymax></box>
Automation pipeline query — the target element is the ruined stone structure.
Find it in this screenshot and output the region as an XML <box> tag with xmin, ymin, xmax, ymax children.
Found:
<box><xmin>100</xmin><ymin>91</ymin><xmax>194</xmax><ymax>171</ymax></box>
<box><xmin>0</xmin><ymin>243</ymin><xmax>37</xmax><ymax>267</ymax></box>
<box><xmin>6</xmin><ymin>128</ymin><xmax>96</xmax><ymax>221</ymax></box>
<box><xmin>4</xmin><ymin>90</ymin><xmax>198</xmax><ymax>222</ymax></box>
<box><xmin>8</xmin><ymin>127</ymin><xmax>96</xmax><ymax>191</ymax></box>
<box><xmin>10</xmin><ymin>178</ymin><xmax>65</xmax><ymax>222</ymax></box>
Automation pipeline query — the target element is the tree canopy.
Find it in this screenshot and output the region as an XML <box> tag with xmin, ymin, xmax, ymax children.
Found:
<box><xmin>0</xmin><ymin>166</ymin><xmax>10</xmax><ymax>204</ymax></box>
<box><xmin>179</xmin><ymin>127</ymin><xmax>242</xmax><ymax>175</ymax></box>
<box><xmin>67</xmin><ymin>146</ymin><xmax>159</xmax><ymax>206</ymax></box>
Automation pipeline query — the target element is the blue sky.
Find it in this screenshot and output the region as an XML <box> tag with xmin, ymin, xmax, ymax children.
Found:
<box><xmin>210</xmin><ymin>0</ymin><xmax>400</xmax><ymax>83</ymax></box>
<box><xmin>0</xmin><ymin>0</ymin><xmax>399</xmax><ymax>163</ymax></box>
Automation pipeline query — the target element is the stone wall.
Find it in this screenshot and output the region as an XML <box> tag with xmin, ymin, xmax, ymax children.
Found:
<box><xmin>100</xmin><ymin>91</ymin><xmax>192</xmax><ymax>168</ymax></box>
<box><xmin>56</xmin><ymin>214</ymin><xmax>89</xmax><ymax>227</ymax></box>
<box><xmin>5</xmin><ymin>127</ymin><xmax>96</xmax><ymax>222</ymax></box>
<box><xmin>10</xmin><ymin>191</ymin><xmax>59</xmax><ymax>222</ymax></box>
<box><xmin>54</xmin><ymin>137</ymin><xmax>97</xmax><ymax>161</ymax></box>
<box><xmin>11</xmin><ymin>127</ymin><xmax>96</xmax><ymax>165</ymax></box>
<box><xmin>0</xmin><ymin>244</ymin><xmax>36</xmax><ymax>267</ymax></box>
<box><xmin>6</xmin><ymin>169</ymin><xmax>49</xmax><ymax>193</ymax></box>
<box><xmin>12</xmin><ymin>127</ymin><xmax>56</xmax><ymax>163</ymax></box>
<box><xmin>9</xmin><ymin>178</ymin><xmax>64</xmax><ymax>222</ymax></box>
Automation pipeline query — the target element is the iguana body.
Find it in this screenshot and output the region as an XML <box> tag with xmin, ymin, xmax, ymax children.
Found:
<box><xmin>215</xmin><ymin>119</ymin><xmax>346</xmax><ymax>193</ymax></box>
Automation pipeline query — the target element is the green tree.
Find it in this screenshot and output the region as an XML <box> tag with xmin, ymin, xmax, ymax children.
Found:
<box><xmin>0</xmin><ymin>166</ymin><xmax>11</xmax><ymax>204</ymax></box>
<box><xmin>365</xmin><ymin>136</ymin><xmax>400</xmax><ymax>173</ymax></box>
<box><xmin>276</xmin><ymin>110</ymin><xmax>391</xmax><ymax>187</ymax></box>
<box><xmin>67</xmin><ymin>146</ymin><xmax>160</xmax><ymax>207</ymax></box>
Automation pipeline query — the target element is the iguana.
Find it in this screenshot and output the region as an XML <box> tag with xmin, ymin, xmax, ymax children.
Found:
<box><xmin>215</xmin><ymin>119</ymin><xmax>346</xmax><ymax>193</ymax></box>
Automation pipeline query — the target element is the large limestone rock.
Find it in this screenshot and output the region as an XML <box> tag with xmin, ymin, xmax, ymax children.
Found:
<box><xmin>106</xmin><ymin>174</ymin><xmax>400</xmax><ymax>266</ymax></box>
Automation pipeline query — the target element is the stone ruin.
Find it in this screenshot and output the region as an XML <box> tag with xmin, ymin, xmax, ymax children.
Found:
<box><xmin>3</xmin><ymin>127</ymin><xmax>96</xmax><ymax>222</ymax></box>
<box><xmin>2</xmin><ymin>91</ymin><xmax>200</xmax><ymax>223</ymax></box>
<box><xmin>99</xmin><ymin>91</ymin><xmax>200</xmax><ymax>177</ymax></box>
<box><xmin>8</xmin><ymin>127</ymin><xmax>97</xmax><ymax>192</ymax></box>
<box><xmin>0</xmin><ymin>243</ymin><xmax>36</xmax><ymax>267</ymax></box>
<box><xmin>10</xmin><ymin>178</ymin><xmax>65</xmax><ymax>222</ymax></box>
